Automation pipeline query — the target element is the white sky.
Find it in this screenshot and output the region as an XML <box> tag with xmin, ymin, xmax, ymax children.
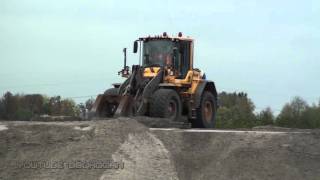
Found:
<box><xmin>0</xmin><ymin>0</ymin><xmax>320</xmax><ymax>113</ymax></box>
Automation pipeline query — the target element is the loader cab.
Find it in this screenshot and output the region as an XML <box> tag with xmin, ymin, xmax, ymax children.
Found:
<box><xmin>136</xmin><ymin>34</ymin><xmax>193</xmax><ymax>79</ymax></box>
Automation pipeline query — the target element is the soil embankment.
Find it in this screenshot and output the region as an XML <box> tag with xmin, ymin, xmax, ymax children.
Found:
<box><xmin>0</xmin><ymin>118</ymin><xmax>319</xmax><ymax>180</ymax></box>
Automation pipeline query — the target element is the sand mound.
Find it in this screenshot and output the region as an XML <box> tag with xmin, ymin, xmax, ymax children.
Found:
<box><xmin>0</xmin><ymin>118</ymin><xmax>319</xmax><ymax>180</ymax></box>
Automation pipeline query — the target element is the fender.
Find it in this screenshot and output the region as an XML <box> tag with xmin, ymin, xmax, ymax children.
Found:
<box><xmin>194</xmin><ymin>80</ymin><xmax>218</xmax><ymax>108</ymax></box>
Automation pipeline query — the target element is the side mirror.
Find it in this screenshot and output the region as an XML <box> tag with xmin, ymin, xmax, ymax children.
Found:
<box><xmin>133</xmin><ymin>41</ymin><xmax>138</xmax><ymax>53</ymax></box>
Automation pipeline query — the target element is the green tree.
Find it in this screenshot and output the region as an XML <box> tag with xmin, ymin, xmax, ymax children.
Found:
<box><xmin>216</xmin><ymin>92</ymin><xmax>256</xmax><ymax>128</ymax></box>
<box><xmin>276</xmin><ymin>97</ymin><xmax>308</xmax><ymax>128</ymax></box>
<box><xmin>2</xmin><ymin>92</ymin><xmax>18</xmax><ymax>120</ymax></box>
<box><xmin>301</xmin><ymin>104</ymin><xmax>320</xmax><ymax>128</ymax></box>
<box><xmin>48</xmin><ymin>96</ymin><xmax>61</xmax><ymax>115</ymax></box>
<box><xmin>256</xmin><ymin>107</ymin><xmax>274</xmax><ymax>126</ymax></box>
<box><xmin>215</xmin><ymin>107</ymin><xmax>233</xmax><ymax>128</ymax></box>
<box><xmin>60</xmin><ymin>99</ymin><xmax>77</xmax><ymax>116</ymax></box>
<box><xmin>23</xmin><ymin>94</ymin><xmax>44</xmax><ymax>115</ymax></box>
<box><xmin>42</xmin><ymin>96</ymin><xmax>50</xmax><ymax>115</ymax></box>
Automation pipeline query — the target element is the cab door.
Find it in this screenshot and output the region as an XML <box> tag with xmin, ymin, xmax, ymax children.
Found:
<box><xmin>176</xmin><ymin>41</ymin><xmax>191</xmax><ymax>79</ymax></box>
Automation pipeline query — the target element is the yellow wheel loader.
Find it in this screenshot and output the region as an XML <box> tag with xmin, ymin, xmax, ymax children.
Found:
<box><xmin>91</xmin><ymin>32</ymin><xmax>218</xmax><ymax>128</ymax></box>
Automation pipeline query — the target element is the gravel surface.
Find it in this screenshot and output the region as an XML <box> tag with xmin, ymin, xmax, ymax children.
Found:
<box><xmin>0</xmin><ymin>118</ymin><xmax>320</xmax><ymax>180</ymax></box>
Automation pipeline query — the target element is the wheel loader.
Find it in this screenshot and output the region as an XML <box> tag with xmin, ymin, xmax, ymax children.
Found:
<box><xmin>91</xmin><ymin>32</ymin><xmax>218</xmax><ymax>128</ymax></box>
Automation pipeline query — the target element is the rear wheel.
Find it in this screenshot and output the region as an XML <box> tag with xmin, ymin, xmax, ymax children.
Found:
<box><xmin>149</xmin><ymin>89</ymin><xmax>182</xmax><ymax>121</ymax></box>
<box><xmin>193</xmin><ymin>91</ymin><xmax>217</xmax><ymax>128</ymax></box>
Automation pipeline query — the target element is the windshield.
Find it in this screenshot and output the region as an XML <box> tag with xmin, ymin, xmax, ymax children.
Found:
<box><xmin>143</xmin><ymin>40</ymin><xmax>174</xmax><ymax>67</ymax></box>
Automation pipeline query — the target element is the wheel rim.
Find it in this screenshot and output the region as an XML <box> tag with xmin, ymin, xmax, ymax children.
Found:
<box><xmin>168</xmin><ymin>100</ymin><xmax>177</xmax><ymax>118</ymax></box>
<box><xmin>204</xmin><ymin>100</ymin><xmax>213</xmax><ymax>123</ymax></box>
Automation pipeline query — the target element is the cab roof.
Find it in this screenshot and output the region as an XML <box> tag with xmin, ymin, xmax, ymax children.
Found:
<box><xmin>138</xmin><ymin>32</ymin><xmax>193</xmax><ymax>42</ymax></box>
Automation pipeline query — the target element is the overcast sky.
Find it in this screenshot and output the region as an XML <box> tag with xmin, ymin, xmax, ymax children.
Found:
<box><xmin>0</xmin><ymin>0</ymin><xmax>319</xmax><ymax>113</ymax></box>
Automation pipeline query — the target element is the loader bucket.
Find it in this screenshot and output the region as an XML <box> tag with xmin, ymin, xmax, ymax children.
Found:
<box><xmin>91</xmin><ymin>94</ymin><xmax>133</xmax><ymax>118</ymax></box>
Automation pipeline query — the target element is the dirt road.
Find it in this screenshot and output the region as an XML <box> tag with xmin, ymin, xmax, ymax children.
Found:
<box><xmin>0</xmin><ymin>118</ymin><xmax>320</xmax><ymax>180</ymax></box>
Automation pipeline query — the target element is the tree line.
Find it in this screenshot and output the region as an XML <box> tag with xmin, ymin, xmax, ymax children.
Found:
<box><xmin>0</xmin><ymin>91</ymin><xmax>319</xmax><ymax>129</ymax></box>
<box><xmin>0</xmin><ymin>92</ymin><xmax>93</xmax><ymax>121</ymax></box>
<box><xmin>215</xmin><ymin>92</ymin><xmax>320</xmax><ymax>129</ymax></box>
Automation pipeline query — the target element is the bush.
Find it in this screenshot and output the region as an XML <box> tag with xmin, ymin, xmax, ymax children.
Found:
<box><xmin>14</xmin><ymin>108</ymin><xmax>33</xmax><ymax>121</ymax></box>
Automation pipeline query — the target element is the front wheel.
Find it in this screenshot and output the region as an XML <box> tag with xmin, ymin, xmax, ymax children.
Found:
<box><xmin>149</xmin><ymin>89</ymin><xmax>182</xmax><ymax>122</ymax></box>
<box><xmin>193</xmin><ymin>91</ymin><xmax>217</xmax><ymax>128</ymax></box>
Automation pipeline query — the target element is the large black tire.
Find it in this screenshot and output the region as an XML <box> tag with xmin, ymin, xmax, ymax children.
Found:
<box><xmin>149</xmin><ymin>89</ymin><xmax>182</xmax><ymax>122</ymax></box>
<box><xmin>99</xmin><ymin>88</ymin><xmax>119</xmax><ymax>117</ymax></box>
<box><xmin>193</xmin><ymin>91</ymin><xmax>217</xmax><ymax>128</ymax></box>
